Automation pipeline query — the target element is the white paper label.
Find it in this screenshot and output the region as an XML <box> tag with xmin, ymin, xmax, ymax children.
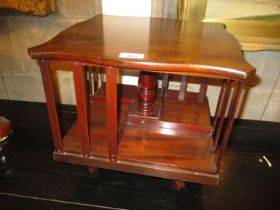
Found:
<box><xmin>119</xmin><ymin>52</ymin><xmax>144</xmax><ymax>59</ymax></box>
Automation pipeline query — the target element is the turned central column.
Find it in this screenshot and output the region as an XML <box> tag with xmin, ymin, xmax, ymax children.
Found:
<box><xmin>137</xmin><ymin>71</ymin><xmax>157</xmax><ymax>116</ymax></box>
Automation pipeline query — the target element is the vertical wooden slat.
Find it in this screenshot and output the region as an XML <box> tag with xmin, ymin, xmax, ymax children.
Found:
<box><xmin>218</xmin><ymin>80</ymin><xmax>244</xmax><ymax>166</ymax></box>
<box><xmin>212</xmin><ymin>80</ymin><xmax>227</xmax><ymax>132</ymax></box>
<box><xmin>39</xmin><ymin>60</ymin><xmax>63</xmax><ymax>153</ymax></box>
<box><xmin>93</xmin><ymin>67</ymin><xmax>99</xmax><ymax>94</ymax></box>
<box><xmin>198</xmin><ymin>77</ymin><xmax>208</xmax><ymax>102</ymax></box>
<box><xmin>161</xmin><ymin>73</ymin><xmax>169</xmax><ymax>100</ymax></box>
<box><xmin>178</xmin><ymin>75</ymin><xmax>188</xmax><ymax>101</ymax></box>
<box><xmin>85</xmin><ymin>66</ymin><xmax>93</xmax><ymax>95</ymax></box>
<box><xmin>106</xmin><ymin>66</ymin><xmax>118</xmax><ymax>162</ymax></box>
<box><xmin>100</xmin><ymin>68</ymin><xmax>105</xmax><ymax>85</ymax></box>
<box><xmin>89</xmin><ymin>68</ymin><xmax>95</xmax><ymax>94</ymax></box>
<box><xmin>73</xmin><ymin>62</ymin><xmax>90</xmax><ymax>157</ymax></box>
<box><xmin>213</xmin><ymin>80</ymin><xmax>233</xmax><ymax>150</ymax></box>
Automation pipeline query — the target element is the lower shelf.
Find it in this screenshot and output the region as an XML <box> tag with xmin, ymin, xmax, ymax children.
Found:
<box><xmin>58</xmin><ymin>88</ymin><xmax>220</xmax><ymax>185</ymax></box>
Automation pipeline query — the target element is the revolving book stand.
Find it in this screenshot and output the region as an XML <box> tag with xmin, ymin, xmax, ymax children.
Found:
<box><xmin>28</xmin><ymin>15</ymin><xmax>255</xmax><ymax>188</ymax></box>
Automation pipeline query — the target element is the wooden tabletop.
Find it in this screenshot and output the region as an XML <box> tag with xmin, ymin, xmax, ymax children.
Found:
<box><xmin>28</xmin><ymin>15</ymin><xmax>255</xmax><ymax>80</ymax></box>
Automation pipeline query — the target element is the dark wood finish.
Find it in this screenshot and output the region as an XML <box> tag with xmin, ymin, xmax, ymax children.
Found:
<box><xmin>73</xmin><ymin>62</ymin><xmax>90</xmax><ymax>157</ymax></box>
<box><xmin>137</xmin><ymin>71</ymin><xmax>157</xmax><ymax>115</ymax></box>
<box><xmin>213</xmin><ymin>80</ymin><xmax>233</xmax><ymax>149</ymax></box>
<box><xmin>58</xmin><ymin>91</ymin><xmax>216</xmax><ymax>185</ymax></box>
<box><xmin>87</xmin><ymin>167</ymin><xmax>98</xmax><ymax>173</ymax></box>
<box><xmin>28</xmin><ymin>15</ymin><xmax>255</xmax><ymax>80</ymax></box>
<box><xmin>39</xmin><ymin>60</ymin><xmax>63</xmax><ymax>153</ymax></box>
<box><xmin>174</xmin><ymin>180</ymin><xmax>186</xmax><ymax>190</ymax></box>
<box><xmin>212</xmin><ymin>80</ymin><xmax>227</xmax><ymax>132</ymax></box>
<box><xmin>161</xmin><ymin>73</ymin><xmax>169</xmax><ymax>100</ymax></box>
<box><xmin>127</xmin><ymin>88</ymin><xmax>212</xmax><ymax>133</ymax></box>
<box><xmin>218</xmin><ymin>80</ymin><xmax>244</xmax><ymax>165</ymax></box>
<box><xmin>28</xmin><ymin>15</ymin><xmax>256</xmax><ymax>187</ymax></box>
<box><xmin>105</xmin><ymin>67</ymin><xmax>118</xmax><ymax>162</ymax></box>
<box><xmin>54</xmin><ymin>153</ymin><xmax>219</xmax><ymax>186</ymax></box>
<box><xmin>198</xmin><ymin>77</ymin><xmax>208</xmax><ymax>103</ymax></box>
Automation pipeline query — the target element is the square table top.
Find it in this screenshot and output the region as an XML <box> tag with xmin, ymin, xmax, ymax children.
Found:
<box><xmin>28</xmin><ymin>15</ymin><xmax>255</xmax><ymax>80</ymax></box>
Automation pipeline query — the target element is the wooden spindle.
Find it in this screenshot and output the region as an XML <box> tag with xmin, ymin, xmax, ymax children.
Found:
<box><xmin>39</xmin><ymin>60</ymin><xmax>63</xmax><ymax>153</ymax></box>
<box><xmin>198</xmin><ymin>77</ymin><xmax>208</xmax><ymax>103</ymax></box>
<box><xmin>178</xmin><ymin>75</ymin><xmax>188</xmax><ymax>101</ymax></box>
<box><xmin>73</xmin><ymin>62</ymin><xmax>90</xmax><ymax>157</ymax></box>
<box><xmin>106</xmin><ymin>67</ymin><xmax>118</xmax><ymax>162</ymax></box>
<box><xmin>213</xmin><ymin>80</ymin><xmax>233</xmax><ymax>150</ymax></box>
<box><xmin>137</xmin><ymin>71</ymin><xmax>157</xmax><ymax>115</ymax></box>
<box><xmin>161</xmin><ymin>73</ymin><xmax>169</xmax><ymax>100</ymax></box>
<box><xmin>212</xmin><ymin>80</ymin><xmax>227</xmax><ymax>132</ymax></box>
<box><xmin>218</xmin><ymin>80</ymin><xmax>244</xmax><ymax>166</ymax></box>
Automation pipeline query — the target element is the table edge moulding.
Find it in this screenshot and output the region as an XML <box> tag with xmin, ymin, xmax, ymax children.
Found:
<box><xmin>28</xmin><ymin>15</ymin><xmax>256</xmax><ymax>188</ymax></box>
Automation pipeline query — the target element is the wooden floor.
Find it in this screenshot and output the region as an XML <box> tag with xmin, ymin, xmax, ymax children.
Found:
<box><xmin>1</xmin><ymin>100</ymin><xmax>280</xmax><ymax>210</ymax></box>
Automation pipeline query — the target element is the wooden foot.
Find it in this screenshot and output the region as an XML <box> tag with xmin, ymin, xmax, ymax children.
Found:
<box><xmin>173</xmin><ymin>180</ymin><xmax>185</xmax><ymax>190</ymax></box>
<box><xmin>87</xmin><ymin>167</ymin><xmax>98</xmax><ymax>173</ymax></box>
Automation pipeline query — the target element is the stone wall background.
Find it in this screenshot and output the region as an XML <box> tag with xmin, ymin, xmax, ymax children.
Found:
<box><xmin>0</xmin><ymin>0</ymin><xmax>279</xmax><ymax>122</ymax></box>
<box><xmin>0</xmin><ymin>0</ymin><xmax>101</xmax><ymax>104</ymax></box>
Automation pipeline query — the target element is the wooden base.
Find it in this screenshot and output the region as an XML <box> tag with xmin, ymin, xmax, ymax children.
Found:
<box><xmin>174</xmin><ymin>180</ymin><xmax>186</xmax><ymax>190</ymax></box>
<box><xmin>127</xmin><ymin>90</ymin><xmax>212</xmax><ymax>133</ymax></box>
<box><xmin>55</xmin><ymin>84</ymin><xmax>219</xmax><ymax>186</ymax></box>
<box><xmin>27</xmin><ymin>15</ymin><xmax>254</xmax><ymax>190</ymax></box>
<box><xmin>87</xmin><ymin>167</ymin><xmax>98</xmax><ymax>173</ymax></box>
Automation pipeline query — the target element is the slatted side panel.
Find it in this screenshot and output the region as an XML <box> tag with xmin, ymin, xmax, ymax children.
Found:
<box><xmin>211</xmin><ymin>80</ymin><xmax>244</xmax><ymax>168</ymax></box>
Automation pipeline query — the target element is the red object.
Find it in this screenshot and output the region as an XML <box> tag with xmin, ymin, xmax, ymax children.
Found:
<box><xmin>0</xmin><ymin>116</ymin><xmax>12</xmax><ymax>141</ymax></box>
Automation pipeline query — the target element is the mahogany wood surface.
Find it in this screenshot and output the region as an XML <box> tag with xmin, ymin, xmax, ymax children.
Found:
<box><xmin>28</xmin><ymin>15</ymin><xmax>255</xmax><ymax>80</ymax></box>
<box><xmin>105</xmin><ymin>67</ymin><xmax>118</xmax><ymax>161</ymax></box>
<box><xmin>217</xmin><ymin>80</ymin><xmax>244</xmax><ymax>167</ymax></box>
<box><xmin>39</xmin><ymin>60</ymin><xmax>63</xmax><ymax>152</ymax></box>
<box><xmin>73</xmin><ymin>62</ymin><xmax>90</xmax><ymax>157</ymax></box>
<box><xmin>174</xmin><ymin>180</ymin><xmax>186</xmax><ymax>190</ymax></box>
<box><xmin>96</xmin><ymin>84</ymin><xmax>212</xmax><ymax>133</ymax></box>
<box><xmin>60</xmin><ymin>85</ymin><xmax>218</xmax><ymax>185</ymax></box>
<box><xmin>137</xmin><ymin>71</ymin><xmax>157</xmax><ymax>115</ymax></box>
<box><xmin>27</xmin><ymin>15</ymin><xmax>256</xmax><ymax>187</ymax></box>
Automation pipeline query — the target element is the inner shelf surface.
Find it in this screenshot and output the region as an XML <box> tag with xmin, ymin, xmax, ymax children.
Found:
<box><xmin>62</xmin><ymin>86</ymin><xmax>218</xmax><ymax>184</ymax></box>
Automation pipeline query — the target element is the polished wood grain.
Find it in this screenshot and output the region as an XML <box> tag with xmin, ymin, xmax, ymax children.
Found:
<box><xmin>213</xmin><ymin>80</ymin><xmax>233</xmax><ymax>149</ymax></box>
<box><xmin>198</xmin><ymin>77</ymin><xmax>208</xmax><ymax>103</ymax></box>
<box><xmin>105</xmin><ymin>67</ymin><xmax>118</xmax><ymax>162</ymax></box>
<box><xmin>137</xmin><ymin>71</ymin><xmax>157</xmax><ymax>115</ymax></box>
<box><xmin>218</xmin><ymin>80</ymin><xmax>244</xmax><ymax>166</ymax></box>
<box><xmin>94</xmin><ymin>83</ymin><xmax>212</xmax><ymax>132</ymax></box>
<box><xmin>58</xmin><ymin>85</ymin><xmax>218</xmax><ymax>185</ymax></box>
<box><xmin>39</xmin><ymin>60</ymin><xmax>63</xmax><ymax>152</ymax></box>
<box><xmin>28</xmin><ymin>15</ymin><xmax>255</xmax><ymax>80</ymax></box>
<box><xmin>28</xmin><ymin>16</ymin><xmax>256</xmax><ymax>187</ymax></box>
<box><xmin>72</xmin><ymin>62</ymin><xmax>90</xmax><ymax>157</ymax></box>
